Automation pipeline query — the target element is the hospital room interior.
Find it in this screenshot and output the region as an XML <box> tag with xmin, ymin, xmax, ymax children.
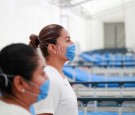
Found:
<box><xmin>1</xmin><ymin>0</ymin><xmax>135</xmax><ymax>115</ymax></box>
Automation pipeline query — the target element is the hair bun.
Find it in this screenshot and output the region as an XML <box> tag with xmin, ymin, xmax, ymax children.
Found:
<box><xmin>29</xmin><ymin>34</ymin><xmax>39</xmax><ymax>49</ymax></box>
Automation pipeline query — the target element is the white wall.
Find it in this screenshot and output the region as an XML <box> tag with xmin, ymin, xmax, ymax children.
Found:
<box><xmin>68</xmin><ymin>13</ymin><xmax>88</xmax><ymax>52</ymax></box>
<box><xmin>86</xmin><ymin>20</ymin><xmax>103</xmax><ymax>51</ymax></box>
<box><xmin>86</xmin><ymin>5</ymin><xmax>125</xmax><ymax>51</ymax></box>
<box><xmin>0</xmin><ymin>0</ymin><xmax>88</xmax><ymax>52</ymax></box>
<box><xmin>84</xmin><ymin>0</ymin><xmax>135</xmax><ymax>51</ymax></box>
<box><xmin>1</xmin><ymin>0</ymin><xmax>135</xmax><ymax>52</ymax></box>
<box><xmin>0</xmin><ymin>0</ymin><xmax>61</xmax><ymax>49</ymax></box>
<box><xmin>125</xmin><ymin>5</ymin><xmax>135</xmax><ymax>50</ymax></box>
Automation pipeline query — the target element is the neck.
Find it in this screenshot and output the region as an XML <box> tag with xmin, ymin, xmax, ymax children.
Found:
<box><xmin>46</xmin><ymin>56</ymin><xmax>66</xmax><ymax>78</ymax></box>
<box><xmin>1</xmin><ymin>93</ymin><xmax>30</xmax><ymax>111</ymax></box>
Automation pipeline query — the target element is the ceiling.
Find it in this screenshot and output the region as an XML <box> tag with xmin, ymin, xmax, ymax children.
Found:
<box><xmin>49</xmin><ymin>0</ymin><xmax>135</xmax><ymax>18</ymax></box>
<box><xmin>71</xmin><ymin>0</ymin><xmax>135</xmax><ymax>14</ymax></box>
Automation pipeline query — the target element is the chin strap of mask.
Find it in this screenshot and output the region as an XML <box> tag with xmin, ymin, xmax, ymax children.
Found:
<box><xmin>0</xmin><ymin>67</ymin><xmax>9</xmax><ymax>87</ymax></box>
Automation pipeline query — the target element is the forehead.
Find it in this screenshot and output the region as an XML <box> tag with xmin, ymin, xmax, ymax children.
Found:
<box><xmin>60</xmin><ymin>29</ymin><xmax>69</xmax><ymax>36</ymax></box>
<box><xmin>55</xmin><ymin>28</ymin><xmax>71</xmax><ymax>45</ymax></box>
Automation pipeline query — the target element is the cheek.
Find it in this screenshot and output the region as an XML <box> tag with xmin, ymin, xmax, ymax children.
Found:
<box><xmin>62</xmin><ymin>47</ymin><xmax>67</xmax><ymax>53</ymax></box>
<box><xmin>25</xmin><ymin>83</ymin><xmax>40</xmax><ymax>96</ymax></box>
<box><xmin>32</xmin><ymin>75</ymin><xmax>46</xmax><ymax>86</ymax></box>
<box><xmin>59</xmin><ymin>48</ymin><xmax>67</xmax><ymax>57</ymax></box>
<box><xmin>36</xmin><ymin>77</ymin><xmax>46</xmax><ymax>86</ymax></box>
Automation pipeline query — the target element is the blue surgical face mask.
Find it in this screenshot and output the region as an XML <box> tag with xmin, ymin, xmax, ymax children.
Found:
<box><xmin>37</xmin><ymin>80</ymin><xmax>49</xmax><ymax>101</ymax></box>
<box><xmin>0</xmin><ymin>68</ymin><xmax>50</xmax><ymax>100</ymax></box>
<box><xmin>29</xmin><ymin>80</ymin><xmax>50</xmax><ymax>115</ymax></box>
<box><xmin>37</xmin><ymin>40</ymin><xmax>76</xmax><ymax>61</ymax></box>
<box><xmin>65</xmin><ymin>44</ymin><xmax>76</xmax><ymax>61</ymax></box>
<box><xmin>26</xmin><ymin>79</ymin><xmax>50</xmax><ymax>101</ymax></box>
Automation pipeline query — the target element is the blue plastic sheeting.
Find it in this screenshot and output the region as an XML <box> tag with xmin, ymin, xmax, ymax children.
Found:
<box><xmin>80</xmin><ymin>53</ymin><xmax>135</xmax><ymax>68</ymax></box>
<box><xmin>80</xmin><ymin>53</ymin><xmax>100</xmax><ymax>63</ymax></box>
<box><xmin>95</xmin><ymin>62</ymin><xmax>108</xmax><ymax>67</ymax></box>
<box><xmin>123</xmin><ymin>55</ymin><xmax>135</xmax><ymax>62</ymax></box>
<box><xmin>123</xmin><ymin>62</ymin><xmax>135</xmax><ymax>67</ymax></box>
<box><xmin>79</xmin><ymin>111</ymin><xmax>135</xmax><ymax>115</ymax></box>
<box><xmin>108</xmin><ymin>62</ymin><xmax>122</xmax><ymax>67</ymax></box>
<box><xmin>83</xmin><ymin>48</ymin><xmax>128</xmax><ymax>54</ymax></box>
<box><xmin>63</xmin><ymin>66</ymin><xmax>135</xmax><ymax>87</ymax></box>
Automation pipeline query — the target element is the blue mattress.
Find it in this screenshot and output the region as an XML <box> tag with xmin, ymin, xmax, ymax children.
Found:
<box><xmin>30</xmin><ymin>108</ymin><xmax>135</xmax><ymax>115</ymax></box>
<box><xmin>79</xmin><ymin>111</ymin><xmax>135</xmax><ymax>115</ymax></box>
<box><xmin>80</xmin><ymin>53</ymin><xmax>100</xmax><ymax>63</ymax></box>
<box><xmin>80</xmin><ymin>53</ymin><xmax>135</xmax><ymax>67</ymax></box>
<box><xmin>63</xmin><ymin>66</ymin><xmax>135</xmax><ymax>87</ymax></box>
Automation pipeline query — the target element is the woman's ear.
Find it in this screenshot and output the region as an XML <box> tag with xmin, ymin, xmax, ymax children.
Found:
<box><xmin>48</xmin><ymin>44</ymin><xmax>57</xmax><ymax>54</ymax></box>
<box><xmin>12</xmin><ymin>76</ymin><xmax>27</xmax><ymax>93</ymax></box>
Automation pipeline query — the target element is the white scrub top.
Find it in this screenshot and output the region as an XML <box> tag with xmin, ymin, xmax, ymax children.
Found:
<box><xmin>33</xmin><ymin>65</ymin><xmax>78</xmax><ymax>115</ymax></box>
<box><xmin>0</xmin><ymin>100</ymin><xmax>31</xmax><ymax>115</ymax></box>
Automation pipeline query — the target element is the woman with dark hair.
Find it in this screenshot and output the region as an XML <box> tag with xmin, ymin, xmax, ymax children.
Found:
<box><xmin>29</xmin><ymin>24</ymin><xmax>78</xmax><ymax>115</ymax></box>
<box><xmin>0</xmin><ymin>43</ymin><xmax>49</xmax><ymax>115</ymax></box>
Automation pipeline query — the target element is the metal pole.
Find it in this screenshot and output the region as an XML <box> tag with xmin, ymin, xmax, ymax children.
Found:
<box><xmin>83</xmin><ymin>106</ymin><xmax>87</xmax><ymax>115</ymax></box>
<box><xmin>94</xmin><ymin>86</ymin><xmax>97</xmax><ymax>111</ymax></box>
<box><xmin>118</xmin><ymin>107</ymin><xmax>122</xmax><ymax>115</ymax></box>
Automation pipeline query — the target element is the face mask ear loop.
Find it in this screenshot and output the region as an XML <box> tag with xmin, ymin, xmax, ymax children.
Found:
<box><xmin>3</xmin><ymin>74</ymin><xmax>8</xmax><ymax>87</ymax></box>
<box><xmin>39</xmin><ymin>39</ymin><xmax>58</xmax><ymax>55</ymax></box>
<box><xmin>38</xmin><ymin>39</ymin><xmax>51</xmax><ymax>55</ymax></box>
<box><xmin>38</xmin><ymin>36</ymin><xmax>64</xmax><ymax>55</ymax></box>
<box><xmin>23</xmin><ymin>78</ymin><xmax>39</xmax><ymax>89</ymax></box>
<box><xmin>37</xmin><ymin>37</ymin><xmax>42</xmax><ymax>43</ymax></box>
<box><xmin>0</xmin><ymin>68</ymin><xmax>8</xmax><ymax>87</ymax></box>
<box><xmin>45</xmin><ymin>43</ymin><xmax>56</xmax><ymax>55</ymax></box>
<box><xmin>57</xmin><ymin>46</ymin><xmax>62</xmax><ymax>54</ymax></box>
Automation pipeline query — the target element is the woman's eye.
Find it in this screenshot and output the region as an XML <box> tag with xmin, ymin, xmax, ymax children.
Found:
<box><xmin>66</xmin><ymin>39</ymin><xmax>70</xmax><ymax>42</ymax></box>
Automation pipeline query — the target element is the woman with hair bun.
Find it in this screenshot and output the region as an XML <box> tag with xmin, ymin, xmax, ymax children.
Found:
<box><xmin>29</xmin><ymin>24</ymin><xmax>78</xmax><ymax>115</ymax></box>
<box><xmin>0</xmin><ymin>43</ymin><xmax>49</xmax><ymax>115</ymax></box>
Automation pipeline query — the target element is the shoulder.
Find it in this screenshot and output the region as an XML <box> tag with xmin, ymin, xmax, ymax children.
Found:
<box><xmin>44</xmin><ymin>65</ymin><xmax>58</xmax><ymax>74</ymax></box>
<box><xmin>44</xmin><ymin>65</ymin><xmax>62</xmax><ymax>81</ymax></box>
<box><xmin>0</xmin><ymin>100</ymin><xmax>31</xmax><ymax>115</ymax></box>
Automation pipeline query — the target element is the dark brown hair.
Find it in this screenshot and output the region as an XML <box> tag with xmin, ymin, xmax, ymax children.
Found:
<box><xmin>0</xmin><ymin>43</ymin><xmax>39</xmax><ymax>94</ymax></box>
<box><xmin>29</xmin><ymin>24</ymin><xmax>63</xmax><ymax>57</ymax></box>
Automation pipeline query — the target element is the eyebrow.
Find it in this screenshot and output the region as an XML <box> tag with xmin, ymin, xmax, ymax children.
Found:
<box><xmin>65</xmin><ymin>36</ymin><xmax>70</xmax><ymax>39</ymax></box>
